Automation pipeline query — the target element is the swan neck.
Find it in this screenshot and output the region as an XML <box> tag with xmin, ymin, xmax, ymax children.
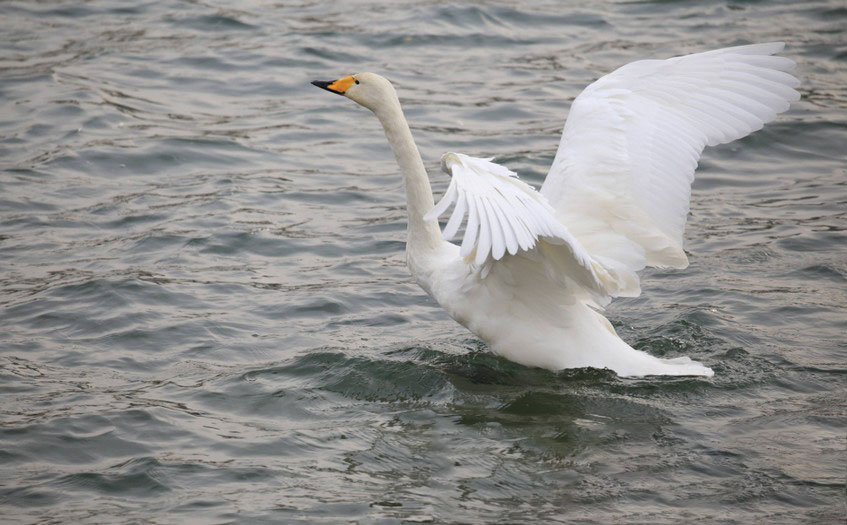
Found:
<box><xmin>376</xmin><ymin>99</ymin><xmax>441</xmax><ymax>253</ymax></box>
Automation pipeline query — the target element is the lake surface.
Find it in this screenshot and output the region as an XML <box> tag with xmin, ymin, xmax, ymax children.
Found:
<box><xmin>1</xmin><ymin>0</ymin><xmax>845</xmax><ymax>522</ymax></box>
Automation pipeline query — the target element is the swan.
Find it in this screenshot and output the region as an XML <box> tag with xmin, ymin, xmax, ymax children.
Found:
<box><xmin>311</xmin><ymin>43</ymin><xmax>799</xmax><ymax>377</ymax></box>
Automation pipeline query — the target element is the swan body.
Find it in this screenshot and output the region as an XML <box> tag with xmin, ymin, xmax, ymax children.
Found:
<box><xmin>312</xmin><ymin>43</ymin><xmax>800</xmax><ymax>377</ymax></box>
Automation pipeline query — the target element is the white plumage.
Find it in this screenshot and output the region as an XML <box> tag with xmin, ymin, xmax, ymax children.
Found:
<box><xmin>425</xmin><ymin>153</ymin><xmax>594</xmax><ymax>270</ymax></box>
<box><xmin>543</xmin><ymin>43</ymin><xmax>800</xmax><ymax>295</ymax></box>
<box><xmin>313</xmin><ymin>43</ymin><xmax>800</xmax><ymax>377</ymax></box>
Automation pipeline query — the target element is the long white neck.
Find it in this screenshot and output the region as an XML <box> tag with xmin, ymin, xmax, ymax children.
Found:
<box><xmin>374</xmin><ymin>97</ymin><xmax>442</xmax><ymax>256</ymax></box>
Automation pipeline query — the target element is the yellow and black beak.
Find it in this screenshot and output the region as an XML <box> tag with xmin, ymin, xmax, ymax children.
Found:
<box><xmin>311</xmin><ymin>76</ymin><xmax>355</xmax><ymax>96</ymax></box>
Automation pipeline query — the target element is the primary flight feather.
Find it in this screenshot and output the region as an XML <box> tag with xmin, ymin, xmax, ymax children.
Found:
<box><xmin>312</xmin><ymin>43</ymin><xmax>800</xmax><ymax>377</ymax></box>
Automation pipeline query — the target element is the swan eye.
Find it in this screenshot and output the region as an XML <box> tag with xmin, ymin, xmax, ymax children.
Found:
<box><xmin>354</xmin><ymin>79</ymin><xmax>360</xmax><ymax>85</ymax></box>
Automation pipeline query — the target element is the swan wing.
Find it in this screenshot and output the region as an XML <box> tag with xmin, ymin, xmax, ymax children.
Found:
<box><xmin>425</xmin><ymin>152</ymin><xmax>604</xmax><ymax>291</ymax></box>
<box><xmin>540</xmin><ymin>42</ymin><xmax>800</xmax><ymax>296</ymax></box>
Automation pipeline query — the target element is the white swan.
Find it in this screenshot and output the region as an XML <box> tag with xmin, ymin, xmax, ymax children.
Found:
<box><xmin>312</xmin><ymin>43</ymin><xmax>799</xmax><ymax>377</ymax></box>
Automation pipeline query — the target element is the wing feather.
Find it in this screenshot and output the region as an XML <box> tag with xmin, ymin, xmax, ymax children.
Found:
<box><xmin>426</xmin><ymin>153</ymin><xmax>601</xmax><ymax>291</ymax></box>
<box><xmin>461</xmin><ymin>194</ymin><xmax>480</xmax><ymax>257</ymax></box>
<box><xmin>485</xmin><ymin>196</ymin><xmax>506</xmax><ymax>262</ymax></box>
<box><xmin>442</xmin><ymin>191</ymin><xmax>466</xmax><ymax>240</ymax></box>
<box><xmin>541</xmin><ymin>42</ymin><xmax>799</xmax><ymax>296</ymax></box>
<box><xmin>475</xmin><ymin>193</ymin><xmax>493</xmax><ymax>266</ymax></box>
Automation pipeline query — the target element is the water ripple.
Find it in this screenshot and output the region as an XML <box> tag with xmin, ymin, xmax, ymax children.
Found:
<box><xmin>1</xmin><ymin>0</ymin><xmax>845</xmax><ymax>522</ymax></box>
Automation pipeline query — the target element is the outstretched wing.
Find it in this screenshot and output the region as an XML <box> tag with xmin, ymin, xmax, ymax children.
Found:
<box><xmin>541</xmin><ymin>42</ymin><xmax>800</xmax><ymax>296</ymax></box>
<box><xmin>425</xmin><ymin>152</ymin><xmax>602</xmax><ymax>290</ymax></box>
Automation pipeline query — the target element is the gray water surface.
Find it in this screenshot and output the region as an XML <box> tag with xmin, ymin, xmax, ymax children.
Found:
<box><xmin>1</xmin><ymin>0</ymin><xmax>845</xmax><ymax>523</ymax></box>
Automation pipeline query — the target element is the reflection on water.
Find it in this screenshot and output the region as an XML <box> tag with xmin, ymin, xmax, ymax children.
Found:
<box><xmin>1</xmin><ymin>0</ymin><xmax>845</xmax><ymax>522</ymax></box>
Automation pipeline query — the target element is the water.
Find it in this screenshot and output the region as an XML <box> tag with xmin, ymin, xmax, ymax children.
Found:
<box><xmin>1</xmin><ymin>0</ymin><xmax>845</xmax><ymax>522</ymax></box>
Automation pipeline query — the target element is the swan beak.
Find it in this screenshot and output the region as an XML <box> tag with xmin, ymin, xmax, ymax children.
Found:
<box><xmin>311</xmin><ymin>76</ymin><xmax>354</xmax><ymax>95</ymax></box>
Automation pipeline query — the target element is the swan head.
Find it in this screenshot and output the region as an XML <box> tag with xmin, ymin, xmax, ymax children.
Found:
<box><xmin>311</xmin><ymin>72</ymin><xmax>397</xmax><ymax>114</ymax></box>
